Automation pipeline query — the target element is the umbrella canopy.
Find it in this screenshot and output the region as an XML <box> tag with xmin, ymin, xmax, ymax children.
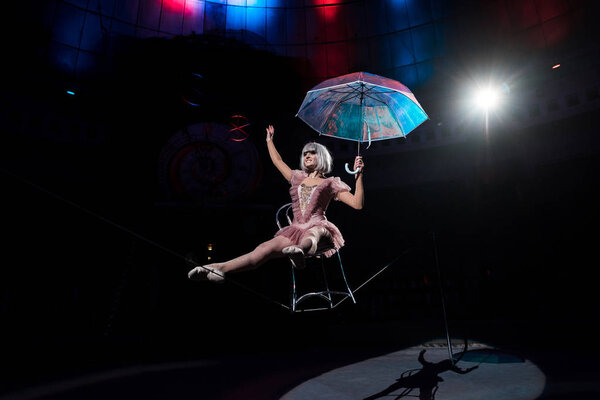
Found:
<box><xmin>297</xmin><ymin>72</ymin><xmax>428</xmax><ymax>145</ymax></box>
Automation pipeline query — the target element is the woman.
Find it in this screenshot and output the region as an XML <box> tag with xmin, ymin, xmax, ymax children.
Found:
<box><xmin>187</xmin><ymin>125</ymin><xmax>364</xmax><ymax>282</ymax></box>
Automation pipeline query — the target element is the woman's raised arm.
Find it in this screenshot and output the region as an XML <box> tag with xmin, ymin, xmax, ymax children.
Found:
<box><xmin>266</xmin><ymin>125</ymin><xmax>293</xmax><ymax>182</ymax></box>
<box><xmin>337</xmin><ymin>156</ymin><xmax>364</xmax><ymax>210</ymax></box>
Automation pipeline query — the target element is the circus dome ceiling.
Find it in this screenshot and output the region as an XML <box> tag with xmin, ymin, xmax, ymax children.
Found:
<box><xmin>3</xmin><ymin>0</ymin><xmax>600</xmax><ymax>156</ymax></box>
<box><xmin>9</xmin><ymin>0</ymin><xmax>596</xmax><ymax>93</ymax></box>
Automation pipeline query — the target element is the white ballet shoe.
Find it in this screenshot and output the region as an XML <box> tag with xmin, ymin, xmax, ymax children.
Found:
<box><xmin>282</xmin><ymin>246</ymin><xmax>306</xmax><ymax>269</ymax></box>
<box><xmin>187</xmin><ymin>266</ymin><xmax>225</xmax><ymax>283</ymax></box>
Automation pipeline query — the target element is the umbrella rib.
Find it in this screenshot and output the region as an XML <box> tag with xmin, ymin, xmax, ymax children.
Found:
<box><xmin>357</xmin><ymin>85</ymin><xmax>394</xmax><ymax>104</ymax></box>
<box><xmin>326</xmin><ymin>83</ymin><xmax>371</xmax><ymax>101</ymax></box>
<box><xmin>361</xmin><ymin>91</ymin><xmax>398</xmax><ymax>139</ymax></box>
<box><xmin>364</xmin><ymin>91</ymin><xmax>422</xmax><ymax>136</ymax></box>
<box><xmin>387</xmin><ymin>105</ymin><xmax>406</xmax><ymax>137</ymax></box>
<box><xmin>361</xmin><ymin>84</ymin><xmax>380</xmax><ymax>95</ymax></box>
<box><xmin>306</xmin><ymin>81</ymin><xmax>365</xmax><ymax>94</ymax></box>
<box><xmin>327</xmin><ymin>88</ymin><xmax>361</xmax><ymax>94</ymax></box>
<box><xmin>380</xmin><ymin>86</ymin><xmax>427</xmax><ymax>113</ymax></box>
<box><xmin>359</xmin><ymin>90</ymin><xmax>413</xmax><ymax>139</ymax></box>
<box><xmin>296</xmin><ymin>96</ymin><xmax>320</xmax><ymax>117</ymax></box>
<box><xmin>369</xmin><ymin>89</ymin><xmax>398</xmax><ymax>94</ymax></box>
<box><xmin>361</xmin><ymin>92</ymin><xmax>390</xmax><ymax>104</ymax></box>
<box><xmin>297</xmin><ymin>88</ymin><xmax>343</xmax><ymax>117</ymax></box>
<box><xmin>336</xmin><ymin>90</ymin><xmax>361</xmax><ymax>104</ymax></box>
<box><xmin>365</xmin><ymin>84</ymin><xmax>427</xmax><ymax>114</ymax></box>
<box><xmin>297</xmin><ymin>83</ymin><xmax>361</xmax><ymax>118</ymax></box>
<box><xmin>307</xmin><ymin>81</ymin><xmax>382</xmax><ymax>95</ymax></box>
<box><xmin>335</xmin><ymin>84</ymin><xmax>380</xmax><ymax>105</ymax></box>
<box><xmin>388</xmin><ymin>95</ymin><xmax>428</xmax><ymax>137</ymax></box>
<box><xmin>380</xmin><ymin>89</ymin><xmax>429</xmax><ymax>134</ymax></box>
<box><xmin>341</xmin><ymin>83</ymin><xmax>372</xmax><ymax>97</ymax></box>
<box><xmin>385</xmin><ymin>95</ymin><xmax>415</xmax><ymax>137</ymax></box>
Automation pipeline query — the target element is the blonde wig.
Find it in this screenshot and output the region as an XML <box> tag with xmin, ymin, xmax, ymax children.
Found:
<box><xmin>300</xmin><ymin>142</ymin><xmax>333</xmax><ymax>175</ymax></box>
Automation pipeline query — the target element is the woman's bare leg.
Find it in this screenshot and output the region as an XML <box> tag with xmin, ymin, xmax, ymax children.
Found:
<box><xmin>188</xmin><ymin>236</ymin><xmax>294</xmax><ymax>281</ymax></box>
<box><xmin>283</xmin><ymin>227</ymin><xmax>332</xmax><ymax>269</ymax></box>
<box><xmin>300</xmin><ymin>227</ymin><xmax>332</xmax><ymax>255</ymax></box>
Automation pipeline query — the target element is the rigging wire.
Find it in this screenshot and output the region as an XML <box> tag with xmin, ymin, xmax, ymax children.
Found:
<box><xmin>1</xmin><ymin>166</ymin><xmax>403</xmax><ymax>312</ymax></box>
<box><xmin>1</xmin><ymin>166</ymin><xmax>290</xmax><ymax>310</ymax></box>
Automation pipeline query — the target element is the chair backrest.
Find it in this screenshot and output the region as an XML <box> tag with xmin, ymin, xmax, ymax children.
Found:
<box><xmin>275</xmin><ymin>202</ymin><xmax>293</xmax><ymax>230</ymax></box>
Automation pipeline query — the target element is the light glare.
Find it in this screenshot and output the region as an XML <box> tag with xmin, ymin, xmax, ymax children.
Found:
<box><xmin>474</xmin><ymin>87</ymin><xmax>500</xmax><ymax>111</ymax></box>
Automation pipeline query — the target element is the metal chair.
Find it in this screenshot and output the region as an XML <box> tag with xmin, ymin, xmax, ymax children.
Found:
<box><xmin>276</xmin><ymin>203</ymin><xmax>356</xmax><ymax>312</ymax></box>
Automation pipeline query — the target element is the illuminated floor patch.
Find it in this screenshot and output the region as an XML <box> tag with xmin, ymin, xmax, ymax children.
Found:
<box><xmin>281</xmin><ymin>345</ymin><xmax>546</xmax><ymax>400</ymax></box>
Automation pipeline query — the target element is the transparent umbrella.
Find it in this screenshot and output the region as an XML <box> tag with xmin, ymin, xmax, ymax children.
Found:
<box><xmin>297</xmin><ymin>71</ymin><xmax>429</xmax><ymax>173</ymax></box>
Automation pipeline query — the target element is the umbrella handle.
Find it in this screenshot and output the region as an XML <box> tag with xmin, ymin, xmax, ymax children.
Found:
<box><xmin>345</xmin><ymin>163</ymin><xmax>360</xmax><ymax>175</ymax></box>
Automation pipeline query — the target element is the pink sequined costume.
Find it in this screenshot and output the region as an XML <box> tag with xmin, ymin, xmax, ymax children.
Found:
<box><xmin>274</xmin><ymin>169</ymin><xmax>351</xmax><ymax>257</ymax></box>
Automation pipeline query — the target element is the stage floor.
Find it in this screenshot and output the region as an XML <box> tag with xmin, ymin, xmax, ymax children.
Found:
<box><xmin>1</xmin><ymin>341</ymin><xmax>599</xmax><ymax>400</ymax></box>
<box><xmin>282</xmin><ymin>343</ymin><xmax>545</xmax><ymax>400</ymax></box>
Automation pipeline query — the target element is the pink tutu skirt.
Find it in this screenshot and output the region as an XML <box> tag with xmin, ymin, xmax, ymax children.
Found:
<box><xmin>275</xmin><ymin>217</ymin><xmax>344</xmax><ymax>258</ymax></box>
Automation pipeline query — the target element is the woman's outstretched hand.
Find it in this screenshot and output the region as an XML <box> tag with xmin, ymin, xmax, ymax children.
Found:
<box><xmin>266</xmin><ymin>125</ymin><xmax>275</xmax><ymax>142</ymax></box>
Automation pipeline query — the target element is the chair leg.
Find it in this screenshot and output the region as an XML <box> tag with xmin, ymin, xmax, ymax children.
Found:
<box><xmin>320</xmin><ymin>257</ymin><xmax>334</xmax><ymax>308</ymax></box>
<box><xmin>337</xmin><ymin>251</ymin><xmax>356</xmax><ymax>304</ymax></box>
<box><xmin>290</xmin><ymin>264</ymin><xmax>297</xmax><ymax>312</ymax></box>
<box><xmin>290</xmin><ymin>250</ymin><xmax>356</xmax><ymax>312</ymax></box>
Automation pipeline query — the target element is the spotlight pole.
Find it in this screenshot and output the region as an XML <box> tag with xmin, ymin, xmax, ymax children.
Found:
<box><xmin>484</xmin><ymin>109</ymin><xmax>490</xmax><ymax>142</ymax></box>
<box><xmin>432</xmin><ymin>231</ymin><xmax>454</xmax><ymax>364</ymax></box>
<box><xmin>484</xmin><ymin>109</ymin><xmax>491</xmax><ymax>166</ymax></box>
<box><xmin>485</xmin><ymin>110</ymin><xmax>488</xmax><ymax>136</ymax></box>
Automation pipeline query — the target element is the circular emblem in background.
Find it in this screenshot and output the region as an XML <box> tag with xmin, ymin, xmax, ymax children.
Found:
<box><xmin>158</xmin><ymin>122</ymin><xmax>259</xmax><ymax>203</ymax></box>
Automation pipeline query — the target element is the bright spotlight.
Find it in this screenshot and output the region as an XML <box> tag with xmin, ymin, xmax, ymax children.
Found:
<box><xmin>474</xmin><ymin>87</ymin><xmax>500</xmax><ymax>111</ymax></box>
